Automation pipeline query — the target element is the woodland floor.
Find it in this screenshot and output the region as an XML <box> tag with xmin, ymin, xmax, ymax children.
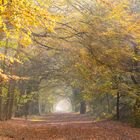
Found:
<box><xmin>0</xmin><ymin>113</ymin><xmax>139</xmax><ymax>140</ymax></box>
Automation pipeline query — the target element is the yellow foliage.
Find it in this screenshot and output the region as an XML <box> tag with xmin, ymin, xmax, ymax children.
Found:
<box><xmin>0</xmin><ymin>70</ymin><xmax>9</xmax><ymax>82</ymax></box>
<box><xmin>0</xmin><ymin>0</ymin><xmax>57</xmax><ymax>47</ymax></box>
<box><xmin>0</xmin><ymin>0</ymin><xmax>8</xmax><ymax>5</ymax></box>
<box><xmin>9</xmin><ymin>57</ymin><xmax>14</xmax><ymax>63</ymax></box>
<box><xmin>18</xmin><ymin>33</ymin><xmax>32</xmax><ymax>47</ymax></box>
<box><xmin>0</xmin><ymin>53</ymin><xmax>6</xmax><ymax>60</ymax></box>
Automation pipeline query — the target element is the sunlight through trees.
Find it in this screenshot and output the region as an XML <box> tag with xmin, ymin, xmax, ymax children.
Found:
<box><xmin>0</xmin><ymin>0</ymin><xmax>140</xmax><ymax>129</ymax></box>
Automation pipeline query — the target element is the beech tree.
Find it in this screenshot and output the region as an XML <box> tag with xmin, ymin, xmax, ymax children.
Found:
<box><xmin>52</xmin><ymin>0</ymin><xmax>140</xmax><ymax>124</ymax></box>
<box><xmin>0</xmin><ymin>0</ymin><xmax>57</xmax><ymax>120</ymax></box>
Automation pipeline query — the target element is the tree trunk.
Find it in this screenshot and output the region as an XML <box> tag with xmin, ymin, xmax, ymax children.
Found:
<box><xmin>0</xmin><ymin>86</ymin><xmax>3</xmax><ymax>120</ymax></box>
<box><xmin>7</xmin><ymin>86</ymin><xmax>15</xmax><ymax>120</ymax></box>
<box><xmin>0</xmin><ymin>39</ymin><xmax>8</xmax><ymax>121</ymax></box>
<box><xmin>131</xmin><ymin>43</ymin><xmax>140</xmax><ymax>126</ymax></box>
<box><xmin>116</xmin><ymin>92</ymin><xmax>120</xmax><ymax>120</ymax></box>
<box><xmin>134</xmin><ymin>98</ymin><xmax>140</xmax><ymax>127</ymax></box>
<box><xmin>80</xmin><ymin>101</ymin><xmax>86</xmax><ymax>114</ymax></box>
<box><xmin>5</xmin><ymin>84</ymin><xmax>11</xmax><ymax>120</ymax></box>
<box><xmin>24</xmin><ymin>103</ymin><xmax>29</xmax><ymax>120</ymax></box>
<box><xmin>106</xmin><ymin>93</ymin><xmax>111</xmax><ymax>113</ymax></box>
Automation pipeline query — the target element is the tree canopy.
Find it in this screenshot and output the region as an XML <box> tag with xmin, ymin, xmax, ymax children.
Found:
<box><xmin>0</xmin><ymin>0</ymin><xmax>140</xmax><ymax>127</ymax></box>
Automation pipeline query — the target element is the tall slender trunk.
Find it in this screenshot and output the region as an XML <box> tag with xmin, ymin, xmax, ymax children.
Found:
<box><xmin>5</xmin><ymin>83</ymin><xmax>11</xmax><ymax>120</ymax></box>
<box><xmin>0</xmin><ymin>86</ymin><xmax>3</xmax><ymax>120</ymax></box>
<box><xmin>80</xmin><ymin>101</ymin><xmax>86</xmax><ymax>114</ymax></box>
<box><xmin>7</xmin><ymin>82</ymin><xmax>15</xmax><ymax>120</ymax></box>
<box><xmin>116</xmin><ymin>92</ymin><xmax>120</xmax><ymax>120</ymax></box>
<box><xmin>0</xmin><ymin>39</ymin><xmax>8</xmax><ymax>121</ymax></box>
<box><xmin>106</xmin><ymin>93</ymin><xmax>111</xmax><ymax>113</ymax></box>
<box><xmin>131</xmin><ymin>43</ymin><xmax>140</xmax><ymax>126</ymax></box>
<box><xmin>8</xmin><ymin>92</ymin><xmax>15</xmax><ymax>119</ymax></box>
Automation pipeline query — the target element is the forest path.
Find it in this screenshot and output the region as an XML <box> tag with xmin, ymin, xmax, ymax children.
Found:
<box><xmin>0</xmin><ymin>113</ymin><xmax>140</xmax><ymax>140</ymax></box>
<box><xmin>27</xmin><ymin>113</ymin><xmax>95</xmax><ymax>124</ymax></box>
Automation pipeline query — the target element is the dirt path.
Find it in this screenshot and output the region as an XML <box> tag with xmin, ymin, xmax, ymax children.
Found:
<box><xmin>0</xmin><ymin>113</ymin><xmax>139</xmax><ymax>140</ymax></box>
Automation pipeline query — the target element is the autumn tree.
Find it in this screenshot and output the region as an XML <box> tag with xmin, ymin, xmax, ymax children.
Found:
<box><xmin>52</xmin><ymin>0</ymin><xmax>140</xmax><ymax>124</ymax></box>
<box><xmin>0</xmin><ymin>0</ymin><xmax>57</xmax><ymax>120</ymax></box>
